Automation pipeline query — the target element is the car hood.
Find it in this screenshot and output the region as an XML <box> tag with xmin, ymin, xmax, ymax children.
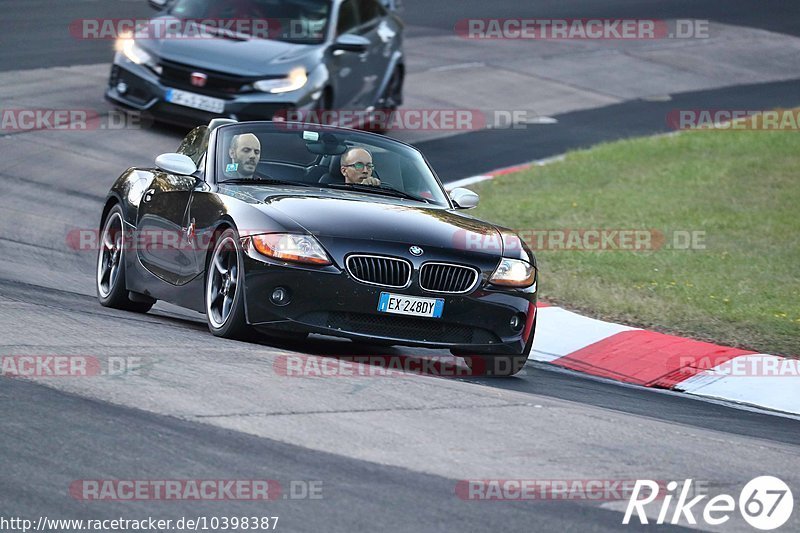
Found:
<box><xmin>141</xmin><ymin>17</ymin><xmax>313</xmax><ymax>76</ymax></box>
<box><xmin>244</xmin><ymin>188</ymin><xmax>504</xmax><ymax>254</ymax></box>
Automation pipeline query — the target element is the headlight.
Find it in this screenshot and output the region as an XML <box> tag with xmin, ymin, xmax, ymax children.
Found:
<box><xmin>489</xmin><ymin>258</ymin><xmax>536</xmax><ymax>288</ymax></box>
<box><xmin>115</xmin><ymin>33</ymin><xmax>162</xmax><ymax>74</ymax></box>
<box><xmin>251</xmin><ymin>233</ymin><xmax>331</xmax><ymax>265</ymax></box>
<box><xmin>253</xmin><ymin>67</ymin><xmax>308</xmax><ymax>94</ymax></box>
<box><xmin>116</xmin><ymin>34</ymin><xmax>153</xmax><ymax>65</ymax></box>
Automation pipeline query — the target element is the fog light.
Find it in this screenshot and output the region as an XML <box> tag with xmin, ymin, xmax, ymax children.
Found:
<box><xmin>271</xmin><ymin>287</ymin><xmax>291</xmax><ymax>306</ymax></box>
<box><xmin>510</xmin><ymin>314</ymin><xmax>524</xmax><ymax>332</ymax></box>
<box><xmin>116</xmin><ymin>82</ymin><xmax>128</xmax><ymax>95</ymax></box>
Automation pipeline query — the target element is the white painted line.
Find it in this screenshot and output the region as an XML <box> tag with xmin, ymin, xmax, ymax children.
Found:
<box><xmin>445</xmin><ymin>175</ymin><xmax>493</xmax><ymax>191</ymax></box>
<box><xmin>444</xmin><ymin>154</ymin><xmax>566</xmax><ymax>191</ymax></box>
<box><xmin>521</xmin><ymin>116</ymin><xmax>559</xmax><ymax>124</ymax></box>
<box><xmin>426</xmin><ymin>62</ymin><xmax>486</xmax><ymax>73</ymax></box>
<box><xmin>531</xmin><ymin>154</ymin><xmax>566</xmax><ymax>166</ymax></box>
<box><xmin>640</xmin><ymin>94</ymin><xmax>673</xmax><ymax>102</ymax></box>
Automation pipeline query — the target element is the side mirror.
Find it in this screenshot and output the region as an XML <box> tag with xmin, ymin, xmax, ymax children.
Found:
<box><xmin>449</xmin><ymin>187</ymin><xmax>479</xmax><ymax>209</ymax></box>
<box><xmin>331</xmin><ymin>34</ymin><xmax>370</xmax><ymax>53</ymax></box>
<box><xmin>148</xmin><ymin>0</ymin><xmax>169</xmax><ymax>10</ymax></box>
<box><xmin>155</xmin><ymin>153</ymin><xmax>197</xmax><ymax>175</ymax></box>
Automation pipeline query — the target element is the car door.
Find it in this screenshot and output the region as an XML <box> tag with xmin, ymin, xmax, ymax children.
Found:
<box><xmin>136</xmin><ymin>172</ymin><xmax>197</xmax><ymax>285</ymax></box>
<box><xmin>330</xmin><ymin>0</ymin><xmax>368</xmax><ymax>109</ymax></box>
<box><xmin>354</xmin><ymin>0</ymin><xmax>395</xmax><ymax>107</ymax></box>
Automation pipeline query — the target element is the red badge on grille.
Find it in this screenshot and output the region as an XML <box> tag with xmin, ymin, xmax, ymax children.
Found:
<box><xmin>190</xmin><ymin>72</ymin><xmax>208</xmax><ymax>87</ymax></box>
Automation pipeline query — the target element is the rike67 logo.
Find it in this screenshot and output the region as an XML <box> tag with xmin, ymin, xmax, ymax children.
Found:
<box><xmin>624</xmin><ymin>476</ymin><xmax>794</xmax><ymax>530</ymax></box>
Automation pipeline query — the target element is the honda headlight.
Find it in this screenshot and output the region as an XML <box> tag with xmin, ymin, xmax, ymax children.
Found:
<box><xmin>116</xmin><ymin>34</ymin><xmax>152</xmax><ymax>64</ymax></box>
<box><xmin>115</xmin><ymin>33</ymin><xmax>161</xmax><ymax>73</ymax></box>
<box><xmin>250</xmin><ymin>233</ymin><xmax>331</xmax><ymax>265</ymax></box>
<box><xmin>489</xmin><ymin>258</ymin><xmax>536</xmax><ymax>288</ymax></box>
<box><xmin>253</xmin><ymin>67</ymin><xmax>308</xmax><ymax>94</ymax></box>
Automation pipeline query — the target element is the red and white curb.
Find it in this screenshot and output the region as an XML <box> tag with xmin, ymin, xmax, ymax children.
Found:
<box><xmin>447</xmin><ymin>162</ymin><xmax>799</xmax><ymax>416</ymax></box>
<box><xmin>444</xmin><ymin>155</ymin><xmax>565</xmax><ymax>191</ymax></box>
<box><xmin>533</xmin><ymin>302</ymin><xmax>799</xmax><ymax>415</ymax></box>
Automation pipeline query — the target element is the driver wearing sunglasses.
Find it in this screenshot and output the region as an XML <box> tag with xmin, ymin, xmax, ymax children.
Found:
<box><xmin>340</xmin><ymin>147</ymin><xmax>381</xmax><ymax>186</ymax></box>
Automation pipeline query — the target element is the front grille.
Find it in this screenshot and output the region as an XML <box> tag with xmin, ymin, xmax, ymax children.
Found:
<box><xmin>419</xmin><ymin>263</ymin><xmax>479</xmax><ymax>293</ymax></box>
<box><xmin>346</xmin><ymin>255</ymin><xmax>411</xmax><ymax>288</ymax></box>
<box><xmin>301</xmin><ymin>311</ymin><xmax>500</xmax><ymax>345</ymax></box>
<box><xmin>159</xmin><ymin>60</ymin><xmax>262</xmax><ymax>98</ymax></box>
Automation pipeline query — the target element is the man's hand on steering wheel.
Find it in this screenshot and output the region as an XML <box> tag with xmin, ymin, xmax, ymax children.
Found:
<box><xmin>359</xmin><ymin>177</ymin><xmax>381</xmax><ymax>186</ymax></box>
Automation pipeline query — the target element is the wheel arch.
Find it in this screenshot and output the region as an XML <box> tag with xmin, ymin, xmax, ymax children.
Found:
<box><xmin>99</xmin><ymin>194</ymin><xmax>123</xmax><ymax>230</ymax></box>
<box><xmin>203</xmin><ymin>217</ymin><xmax>237</xmax><ymax>273</ymax></box>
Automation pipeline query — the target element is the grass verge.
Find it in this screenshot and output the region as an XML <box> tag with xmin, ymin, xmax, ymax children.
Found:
<box><xmin>470</xmin><ymin>128</ymin><xmax>800</xmax><ymax>356</ymax></box>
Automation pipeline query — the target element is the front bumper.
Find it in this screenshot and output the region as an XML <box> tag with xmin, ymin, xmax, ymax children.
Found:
<box><xmin>240</xmin><ymin>244</ymin><xmax>537</xmax><ymax>355</ymax></box>
<box><xmin>105</xmin><ymin>55</ymin><xmax>320</xmax><ymax>127</ymax></box>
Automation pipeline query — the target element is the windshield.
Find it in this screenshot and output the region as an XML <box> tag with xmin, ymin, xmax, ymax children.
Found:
<box><xmin>216</xmin><ymin>123</ymin><xmax>451</xmax><ymax>207</ymax></box>
<box><xmin>168</xmin><ymin>0</ymin><xmax>330</xmax><ymax>44</ymax></box>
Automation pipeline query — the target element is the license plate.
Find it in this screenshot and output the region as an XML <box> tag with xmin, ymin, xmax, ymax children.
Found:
<box><xmin>165</xmin><ymin>88</ymin><xmax>225</xmax><ymax>113</ymax></box>
<box><xmin>378</xmin><ymin>292</ymin><xmax>444</xmax><ymax>318</ymax></box>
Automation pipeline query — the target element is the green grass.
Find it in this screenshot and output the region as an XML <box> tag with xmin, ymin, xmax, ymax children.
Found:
<box><xmin>470</xmin><ymin>128</ymin><xmax>800</xmax><ymax>357</ymax></box>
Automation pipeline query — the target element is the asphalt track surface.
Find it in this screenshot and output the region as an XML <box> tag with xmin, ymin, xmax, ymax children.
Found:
<box><xmin>3</xmin><ymin>0</ymin><xmax>800</xmax><ymax>72</ymax></box>
<box><xmin>419</xmin><ymin>78</ymin><xmax>800</xmax><ymax>179</ymax></box>
<box><xmin>1</xmin><ymin>1</ymin><xmax>800</xmax><ymax>532</ymax></box>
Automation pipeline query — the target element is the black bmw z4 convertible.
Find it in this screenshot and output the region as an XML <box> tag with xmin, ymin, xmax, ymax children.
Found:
<box><xmin>96</xmin><ymin>120</ymin><xmax>538</xmax><ymax>375</ymax></box>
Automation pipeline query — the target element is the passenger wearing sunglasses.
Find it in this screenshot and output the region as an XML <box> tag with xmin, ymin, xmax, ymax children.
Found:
<box><xmin>340</xmin><ymin>147</ymin><xmax>381</xmax><ymax>186</ymax></box>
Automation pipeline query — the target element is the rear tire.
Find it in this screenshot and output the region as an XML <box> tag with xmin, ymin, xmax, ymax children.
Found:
<box><xmin>205</xmin><ymin>228</ymin><xmax>250</xmax><ymax>339</ymax></box>
<box><xmin>96</xmin><ymin>205</ymin><xmax>154</xmax><ymax>313</ymax></box>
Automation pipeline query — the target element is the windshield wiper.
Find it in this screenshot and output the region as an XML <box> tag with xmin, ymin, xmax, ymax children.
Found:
<box><xmin>220</xmin><ymin>178</ymin><xmax>314</xmax><ymax>187</ymax></box>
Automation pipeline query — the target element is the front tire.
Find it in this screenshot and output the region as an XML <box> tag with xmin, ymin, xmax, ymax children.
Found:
<box><xmin>205</xmin><ymin>228</ymin><xmax>250</xmax><ymax>339</ymax></box>
<box><xmin>96</xmin><ymin>205</ymin><xmax>154</xmax><ymax>313</ymax></box>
